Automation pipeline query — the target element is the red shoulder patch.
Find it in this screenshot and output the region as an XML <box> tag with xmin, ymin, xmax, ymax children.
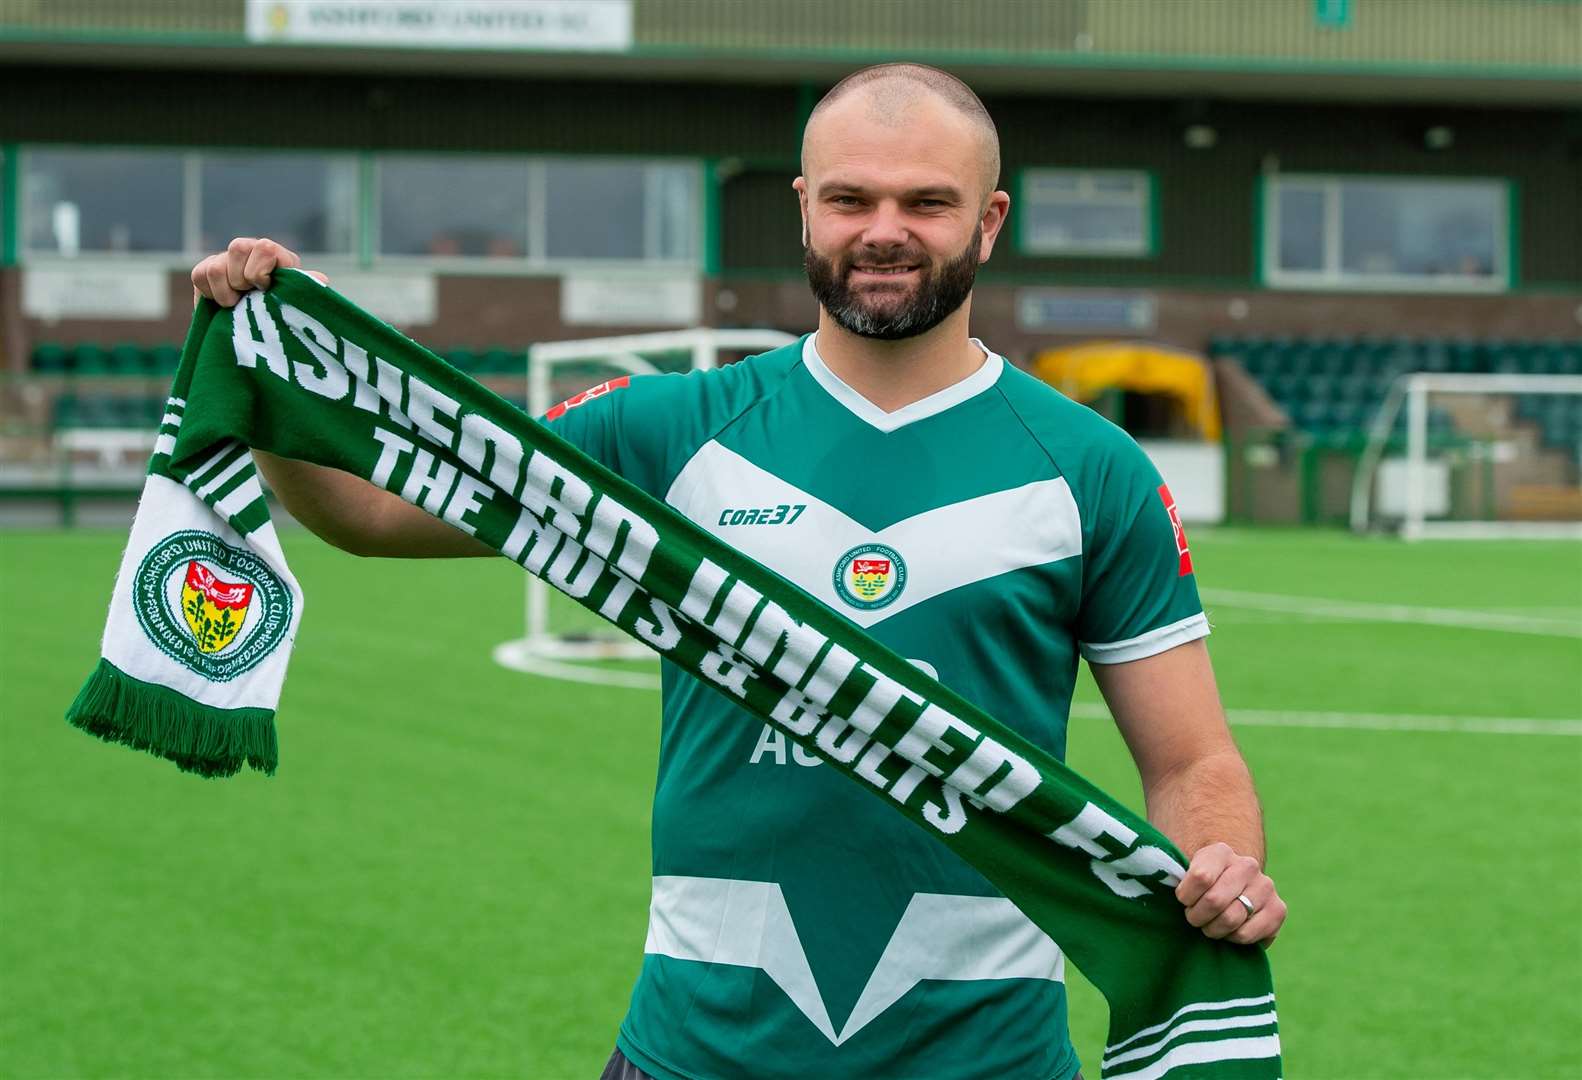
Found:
<box><xmin>1158</xmin><ymin>483</ymin><xmax>1193</xmax><ymax>576</ymax></box>
<box><xmin>545</xmin><ymin>376</ymin><xmax>631</xmax><ymax>421</ymax></box>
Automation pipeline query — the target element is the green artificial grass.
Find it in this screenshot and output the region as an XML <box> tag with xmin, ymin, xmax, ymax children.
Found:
<box><xmin>2</xmin><ymin>527</ymin><xmax>1578</xmax><ymax>1078</ymax></box>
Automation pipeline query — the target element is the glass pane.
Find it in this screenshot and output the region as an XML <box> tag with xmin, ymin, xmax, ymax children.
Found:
<box><xmin>544</xmin><ymin>161</ymin><xmax>646</xmax><ymax>260</ymax></box>
<box><xmin>200</xmin><ymin>153</ymin><xmax>357</xmax><ymax>255</ymax></box>
<box><xmin>1276</xmin><ymin>185</ymin><xmax>1325</xmax><ymax>272</ymax></box>
<box><xmin>1340</xmin><ymin>180</ymin><xmax>1500</xmax><ymax>279</ymax></box>
<box><xmin>378</xmin><ymin>157</ymin><xmax>529</xmax><ymax>257</ymax></box>
<box><xmin>24</xmin><ymin>149</ymin><xmax>183</xmax><ymax>254</ymax></box>
<box><xmin>651</xmin><ymin>164</ymin><xmax>699</xmax><ymax>261</ymax></box>
<box><xmin>1025</xmin><ymin>201</ymin><xmax>1145</xmax><ymax>253</ymax></box>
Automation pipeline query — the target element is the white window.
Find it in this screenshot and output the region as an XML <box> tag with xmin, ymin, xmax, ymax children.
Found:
<box><xmin>23</xmin><ymin>147</ymin><xmax>360</xmax><ymax>260</ymax></box>
<box><xmin>378</xmin><ymin>156</ymin><xmax>532</xmax><ymax>259</ymax></box>
<box><xmin>23</xmin><ymin>148</ymin><xmax>184</xmax><ymax>256</ymax></box>
<box><xmin>1020</xmin><ymin>169</ymin><xmax>1152</xmax><ymax>257</ymax></box>
<box><xmin>1264</xmin><ymin>174</ymin><xmax>1508</xmax><ymax>292</ymax></box>
<box><xmin>376</xmin><ymin>156</ymin><xmax>700</xmax><ymax>267</ymax></box>
<box><xmin>200</xmin><ymin>152</ymin><xmax>359</xmax><ymax>257</ymax></box>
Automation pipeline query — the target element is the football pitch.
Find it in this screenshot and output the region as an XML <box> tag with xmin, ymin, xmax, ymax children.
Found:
<box><xmin>2</xmin><ymin>526</ymin><xmax>1578</xmax><ymax>1079</ymax></box>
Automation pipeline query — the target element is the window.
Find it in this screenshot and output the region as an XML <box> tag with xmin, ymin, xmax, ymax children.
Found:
<box><xmin>23</xmin><ymin>148</ymin><xmax>184</xmax><ymax>255</ymax></box>
<box><xmin>1020</xmin><ymin>169</ymin><xmax>1152</xmax><ymax>257</ymax></box>
<box><xmin>378</xmin><ymin>156</ymin><xmax>532</xmax><ymax>258</ymax></box>
<box><xmin>201</xmin><ymin>153</ymin><xmax>358</xmax><ymax>256</ymax></box>
<box><xmin>1265</xmin><ymin>174</ymin><xmax>1508</xmax><ymax>291</ymax></box>
<box><xmin>17</xmin><ymin>146</ymin><xmax>705</xmax><ymax>271</ymax></box>
<box><xmin>378</xmin><ymin>156</ymin><xmax>699</xmax><ymax>266</ymax></box>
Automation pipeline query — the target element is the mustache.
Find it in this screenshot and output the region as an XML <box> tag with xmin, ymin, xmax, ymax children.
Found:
<box><xmin>839</xmin><ymin>248</ymin><xmax>929</xmax><ymax>271</ymax></box>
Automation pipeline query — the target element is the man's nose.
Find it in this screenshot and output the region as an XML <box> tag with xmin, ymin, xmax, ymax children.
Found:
<box><xmin>859</xmin><ymin>200</ymin><xmax>910</xmax><ymax>250</ymax></box>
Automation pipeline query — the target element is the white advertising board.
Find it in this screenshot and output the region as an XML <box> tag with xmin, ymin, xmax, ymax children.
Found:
<box><xmin>561</xmin><ymin>273</ymin><xmax>701</xmax><ymax>327</ymax></box>
<box><xmin>246</xmin><ymin>0</ymin><xmax>633</xmax><ymax>51</ymax></box>
<box><xmin>22</xmin><ymin>267</ymin><xmax>170</xmax><ymax>322</ymax></box>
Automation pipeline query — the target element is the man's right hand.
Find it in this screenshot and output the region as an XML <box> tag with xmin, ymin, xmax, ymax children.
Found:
<box><xmin>191</xmin><ymin>237</ymin><xmax>318</xmax><ymax>308</ymax></box>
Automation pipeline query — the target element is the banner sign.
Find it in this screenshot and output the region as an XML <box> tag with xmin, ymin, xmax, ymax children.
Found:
<box><xmin>245</xmin><ymin>0</ymin><xmax>633</xmax><ymax>52</ymax></box>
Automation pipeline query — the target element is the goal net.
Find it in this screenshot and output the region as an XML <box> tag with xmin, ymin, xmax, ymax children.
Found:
<box><xmin>1349</xmin><ymin>372</ymin><xmax>1582</xmax><ymax>540</ymax></box>
<box><xmin>493</xmin><ymin>327</ymin><xmax>797</xmax><ymax>686</ymax></box>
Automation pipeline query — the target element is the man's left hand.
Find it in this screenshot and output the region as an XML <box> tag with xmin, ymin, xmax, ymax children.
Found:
<box><xmin>1174</xmin><ymin>842</ymin><xmax>1287</xmax><ymax>946</ymax></box>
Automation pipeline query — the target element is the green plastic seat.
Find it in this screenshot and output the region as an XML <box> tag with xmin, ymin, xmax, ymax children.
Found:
<box><xmin>148</xmin><ymin>345</ymin><xmax>182</xmax><ymax>374</ymax></box>
<box><xmin>32</xmin><ymin>343</ymin><xmax>69</xmax><ymax>373</ymax></box>
<box><xmin>72</xmin><ymin>344</ymin><xmax>111</xmax><ymax>375</ymax></box>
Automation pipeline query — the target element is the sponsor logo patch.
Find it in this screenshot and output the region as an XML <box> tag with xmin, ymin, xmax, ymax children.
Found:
<box><xmin>1158</xmin><ymin>483</ymin><xmax>1193</xmax><ymax>576</ymax></box>
<box><xmin>833</xmin><ymin>543</ymin><xmax>907</xmax><ymax>610</ymax></box>
<box><xmin>132</xmin><ymin>530</ymin><xmax>292</xmax><ymax>680</ymax></box>
<box><xmin>545</xmin><ymin>376</ymin><xmax>630</xmax><ymax>421</ymax></box>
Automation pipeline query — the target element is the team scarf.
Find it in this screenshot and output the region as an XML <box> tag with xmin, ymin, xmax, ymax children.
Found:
<box><xmin>68</xmin><ymin>269</ymin><xmax>1279</xmax><ymax>1079</ymax></box>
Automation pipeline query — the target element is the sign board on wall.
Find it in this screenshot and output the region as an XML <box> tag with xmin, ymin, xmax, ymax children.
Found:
<box><xmin>324</xmin><ymin>272</ymin><xmax>438</xmax><ymax>327</ymax></box>
<box><xmin>562</xmin><ymin>273</ymin><xmax>702</xmax><ymax>327</ymax></box>
<box><xmin>1016</xmin><ymin>289</ymin><xmax>1157</xmax><ymax>334</ymax></box>
<box><xmin>245</xmin><ymin>0</ymin><xmax>633</xmax><ymax>51</ymax></box>
<box><xmin>22</xmin><ymin>267</ymin><xmax>170</xmax><ymax>322</ymax></box>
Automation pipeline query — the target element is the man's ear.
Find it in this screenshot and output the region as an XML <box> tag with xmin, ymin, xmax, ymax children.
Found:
<box><xmin>977</xmin><ymin>189</ymin><xmax>1012</xmax><ymax>263</ymax></box>
<box><xmin>792</xmin><ymin>176</ymin><xmax>810</xmax><ymax>247</ymax></box>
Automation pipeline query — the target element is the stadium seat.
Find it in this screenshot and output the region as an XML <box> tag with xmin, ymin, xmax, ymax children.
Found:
<box><xmin>71</xmin><ymin>344</ymin><xmax>111</xmax><ymax>375</ymax></box>
<box><xmin>31</xmin><ymin>343</ymin><xmax>69</xmax><ymax>373</ymax></box>
<box><xmin>148</xmin><ymin>345</ymin><xmax>181</xmax><ymax>374</ymax></box>
<box><xmin>481</xmin><ymin>348</ymin><xmax>521</xmax><ymax>375</ymax></box>
<box><xmin>107</xmin><ymin>344</ymin><xmax>145</xmax><ymax>376</ymax></box>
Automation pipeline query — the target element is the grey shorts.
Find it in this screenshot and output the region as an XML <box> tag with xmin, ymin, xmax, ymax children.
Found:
<box><xmin>599</xmin><ymin>1046</ymin><xmax>1082</xmax><ymax>1080</ymax></box>
<box><xmin>600</xmin><ymin>1047</ymin><xmax>655</xmax><ymax>1080</ymax></box>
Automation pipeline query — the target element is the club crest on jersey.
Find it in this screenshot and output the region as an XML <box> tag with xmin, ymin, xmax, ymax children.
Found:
<box><xmin>545</xmin><ymin>376</ymin><xmax>631</xmax><ymax>421</ymax></box>
<box><xmin>132</xmin><ymin>530</ymin><xmax>292</xmax><ymax>680</ymax></box>
<box><xmin>833</xmin><ymin>543</ymin><xmax>907</xmax><ymax>610</ymax></box>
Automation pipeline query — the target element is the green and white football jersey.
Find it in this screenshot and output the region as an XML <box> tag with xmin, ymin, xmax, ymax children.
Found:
<box><xmin>546</xmin><ymin>334</ymin><xmax>1208</xmax><ymax>1080</ymax></box>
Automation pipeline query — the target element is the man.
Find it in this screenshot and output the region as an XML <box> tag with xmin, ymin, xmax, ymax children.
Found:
<box><xmin>193</xmin><ymin>63</ymin><xmax>1285</xmax><ymax>1080</ymax></box>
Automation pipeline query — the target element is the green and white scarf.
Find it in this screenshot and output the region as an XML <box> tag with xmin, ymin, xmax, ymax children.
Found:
<box><xmin>69</xmin><ymin>270</ymin><xmax>1280</xmax><ymax>1079</ymax></box>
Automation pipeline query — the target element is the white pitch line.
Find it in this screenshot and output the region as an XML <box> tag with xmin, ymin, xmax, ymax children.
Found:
<box><xmin>1069</xmin><ymin>702</ymin><xmax>1582</xmax><ymax>736</ymax></box>
<box><xmin>1200</xmin><ymin>588</ymin><xmax>1582</xmax><ymax>638</ymax></box>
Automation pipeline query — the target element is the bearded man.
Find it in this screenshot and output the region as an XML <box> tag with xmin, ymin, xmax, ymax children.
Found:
<box><xmin>192</xmin><ymin>62</ymin><xmax>1286</xmax><ymax>1080</ymax></box>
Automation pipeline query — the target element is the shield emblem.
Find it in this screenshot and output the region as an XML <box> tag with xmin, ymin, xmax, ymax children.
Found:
<box><xmin>180</xmin><ymin>561</ymin><xmax>255</xmax><ymax>654</ymax></box>
<box><xmin>850</xmin><ymin>558</ymin><xmax>891</xmax><ymax>600</ymax></box>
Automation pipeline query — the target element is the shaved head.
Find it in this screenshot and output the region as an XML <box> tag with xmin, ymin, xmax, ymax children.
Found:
<box><xmin>802</xmin><ymin>63</ymin><xmax>1001</xmax><ymax>203</ymax></box>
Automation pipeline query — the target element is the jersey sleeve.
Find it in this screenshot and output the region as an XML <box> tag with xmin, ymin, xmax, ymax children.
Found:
<box><xmin>1076</xmin><ymin>437</ymin><xmax>1209</xmax><ymax>664</ymax></box>
<box><xmin>540</xmin><ymin>368</ymin><xmax>739</xmax><ymax>500</ymax></box>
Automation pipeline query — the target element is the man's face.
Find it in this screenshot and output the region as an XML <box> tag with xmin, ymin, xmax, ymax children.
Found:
<box><xmin>795</xmin><ymin>89</ymin><xmax>1007</xmax><ymax>341</ymax></box>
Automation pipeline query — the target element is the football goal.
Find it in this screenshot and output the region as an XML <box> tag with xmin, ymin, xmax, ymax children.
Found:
<box><xmin>1348</xmin><ymin>372</ymin><xmax>1582</xmax><ymax>540</ymax></box>
<box><xmin>493</xmin><ymin>327</ymin><xmax>797</xmax><ymax>686</ymax></box>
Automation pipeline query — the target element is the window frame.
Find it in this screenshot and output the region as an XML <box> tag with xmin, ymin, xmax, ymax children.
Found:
<box><xmin>14</xmin><ymin>144</ymin><xmax>707</xmax><ymax>276</ymax></box>
<box><xmin>1260</xmin><ymin>171</ymin><xmax>1512</xmax><ymax>294</ymax></box>
<box><xmin>365</xmin><ymin>153</ymin><xmax>706</xmax><ymax>274</ymax></box>
<box><xmin>1015</xmin><ymin>167</ymin><xmax>1157</xmax><ymax>259</ymax></box>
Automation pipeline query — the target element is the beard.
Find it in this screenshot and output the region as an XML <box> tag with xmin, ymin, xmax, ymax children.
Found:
<box><xmin>803</xmin><ymin>226</ymin><xmax>982</xmax><ymax>341</ymax></box>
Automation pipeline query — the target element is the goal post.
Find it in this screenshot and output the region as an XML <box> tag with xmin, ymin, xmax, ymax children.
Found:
<box><xmin>1349</xmin><ymin>372</ymin><xmax>1582</xmax><ymax>540</ymax></box>
<box><xmin>494</xmin><ymin>327</ymin><xmax>798</xmax><ymax>685</ymax></box>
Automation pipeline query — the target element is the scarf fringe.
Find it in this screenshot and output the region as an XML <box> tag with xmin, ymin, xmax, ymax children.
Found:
<box><xmin>65</xmin><ymin>658</ymin><xmax>278</xmax><ymax>778</ymax></box>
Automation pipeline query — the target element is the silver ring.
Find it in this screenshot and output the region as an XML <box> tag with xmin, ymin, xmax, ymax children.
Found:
<box><xmin>1235</xmin><ymin>893</ymin><xmax>1257</xmax><ymax>918</ymax></box>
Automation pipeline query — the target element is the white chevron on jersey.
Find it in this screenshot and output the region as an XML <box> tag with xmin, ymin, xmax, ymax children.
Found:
<box><xmin>644</xmin><ymin>875</ymin><xmax>1064</xmax><ymax>1046</ymax></box>
<box><xmin>665</xmin><ymin>441</ymin><xmax>1083</xmax><ymax>627</ymax></box>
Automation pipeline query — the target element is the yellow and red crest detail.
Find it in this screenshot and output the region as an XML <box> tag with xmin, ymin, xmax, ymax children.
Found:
<box><xmin>180</xmin><ymin>561</ymin><xmax>255</xmax><ymax>654</ymax></box>
<box><xmin>833</xmin><ymin>544</ymin><xmax>907</xmax><ymax>611</ymax></box>
<box><xmin>849</xmin><ymin>558</ymin><xmax>892</xmax><ymax>600</ymax></box>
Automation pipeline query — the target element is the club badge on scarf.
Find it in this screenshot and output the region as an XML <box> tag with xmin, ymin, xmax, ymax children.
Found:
<box><xmin>68</xmin><ymin>270</ymin><xmax>1279</xmax><ymax>1078</ymax></box>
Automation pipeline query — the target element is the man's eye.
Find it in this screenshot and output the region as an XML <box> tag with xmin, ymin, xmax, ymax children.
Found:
<box><xmin>831</xmin><ymin>196</ymin><xmax>861</xmax><ymax>206</ymax></box>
